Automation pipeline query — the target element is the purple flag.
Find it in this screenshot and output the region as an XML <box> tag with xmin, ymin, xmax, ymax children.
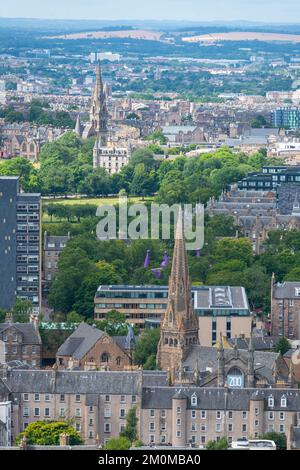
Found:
<box><xmin>151</xmin><ymin>268</ymin><xmax>162</xmax><ymax>279</ymax></box>
<box><xmin>161</xmin><ymin>251</ymin><xmax>170</xmax><ymax>268</ymax></box>
<box><xmin>196</xmin><ymin>249</ymin><xmax>200</xmax><ymax>258</ymax></box>
<box><xmin>144</xmin><ymin>250</ymin><xmax>150</xmax><ymax>268</ymax></box>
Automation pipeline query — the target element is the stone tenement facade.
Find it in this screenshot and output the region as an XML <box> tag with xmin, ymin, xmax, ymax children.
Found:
<box><xmin>271</xmin><ymin>275</ymin><xmax>300</xmax><ymax>340</ymax></box>
<box><xmin>1</xmin><ymin>368</ymin><xmax>300</xmax><ymax>448</ymax></box>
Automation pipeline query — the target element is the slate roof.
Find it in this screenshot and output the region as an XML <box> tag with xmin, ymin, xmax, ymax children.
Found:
<box><xmin>227</xmin><ymin>337</ymin><xmax>276</xmax><ymax>351</ymax></box>
<box><xmin>183</xmin><ymin>345</ymin><xmax>279</xmax><ymax>384</ymax></box>
<box><xmin>273</xmin><ymin>282</ymin><xmax>300</xmax><ymax>299</ymax></box>
<box><xmin>0</xmin><ymin>378</ymin><xmax>10</xmax><ymax>400</ymax></box>
<box><xmin>7</xmin><ymin>370</ymin><xmax>142</xmax><ymax>395</ymax></box>
<box><xmin>57</xmin><ymin>323</ymin><xmax>105</xmax><ymax>360</ymax></box>
<box><xmin>0</xmin><ymin>323</ymin><xmax>41</xmax><ymax>345</ymax></box>
<box><xmin>142</xmin><ymin>386</ymin><xmax>300</xmax><ymax>410</ymax></box>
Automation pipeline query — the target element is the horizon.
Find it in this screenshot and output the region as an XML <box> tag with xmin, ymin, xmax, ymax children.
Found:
<box><xmin>1</xmin><ymin>0</ymin><xmax>300</xmax><ymax>24</ymax></box>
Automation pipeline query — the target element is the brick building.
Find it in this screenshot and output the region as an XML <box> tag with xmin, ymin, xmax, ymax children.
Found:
<box><xmin>271</xmin><ymin>275</ymin><xmax>300</xmax><ymax>339</ymax></box>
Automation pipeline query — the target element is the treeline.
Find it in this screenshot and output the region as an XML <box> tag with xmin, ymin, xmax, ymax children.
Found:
<box><xmin>0</xmin><ymin>131</ymin><xmax>283</xmax><ymax>203</ymax></box>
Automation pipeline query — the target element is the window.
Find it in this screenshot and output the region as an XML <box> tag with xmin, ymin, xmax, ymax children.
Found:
<box><xmin>75</xmin><ymin>423</ymin><xmax>81</xmax><ymax>432</ymax></box>
<box><xmin>201</xmin><ymin>436</ymin><xmax>206</xmax><ymax>445</ymax></box>
<box><xmin>75</xmin><ymin>394</ymin><xmax>81</xmax><ymax>403</ymax></box>
<box><xmin>200</xmin><ymin>424</ymin><xmax>206</xmax><ymax>432</ymax></box>
<box><xmin>104</xmin><ymin>423</ymin><xmax>111</xmax><ymax>433</ymax></box>
<box><xmin>191</xmin><ymin>423</ymin><xmax>196</xmax><ymax>432</ymax></box>
<box><xmin>255</xmin><ymin>420</ymin><xmax>259</xmax><ymax>427</ymax></box>
<box><xmin>104</xmin><ymin>407</ymin><xmax>111</xmax><ymax>418</ymax></box>
<box><xmin>279</xmin><ymin>424</ymin><xmax>285</xmax><ymax>433</ymax></box>
<box><xmin>44</xmin><ymin>408</ymin><xmax>50</xmax><ymax>417</ymax></box>
<box><xmin>242</xmin><ymin>411</ymin><xmax>248</xmax><ymax>420</ymax></box>
<box><xmin>177</xmin><ymin>418</ymin><xmax>181</xmax><ymax>426</ymax></box>
<box><xmin>268</xmin><ymin>424</ymin><xmax>274</xmax><ymax>432</ymax></box>
<box><xmin>228</xmin><ymin>424</ymin><xmax>233</xmax><ymax>432</ymax></box>
<box><xmin>89</xmin><ymin>418</ymin><xmax>94</xmax><ymax>426</ymax></box>
<box><xmin>105</xmin><ymin>395</ymin><xmax>110</xmax><ymax>403</ymax></box>
<box><xmin>200</xmin><ymin>410</ymin><xmax>206</xmax><ymax>419</ymax></box>
<box><xmin>216</xmin><ymin>411</ymin><xmax>222</xmax><ymax>420</ymax></box>
<box><xmin>59</xmin><ymin>408</ymin><xmax>65</xmax><ymax>418</ymax></box>
<box><xmin>161</xmin><ymin>422</ymin><xmax>166</xmax><ymax>431</ymax></box>
<box><xmin>101</xmin><ymin>352</ymin><xmax>109</xmax><ymax>363</ymax></box>
<box><xmin>149</xmin><ymin>409</ymin><xmax>155</xmax><ymax>418</ymax></box>
<box><xmin>89</xmin><ymin>431</ymin><xmax>94</xmax><ymax>439</ymax></box>
<box><xmin>161</xmin><ymin>410</ymin><xmax>166</xmax><ymax>418</ymax></box>
<box><xmin>191</xmin><ymin>393</ymin><xmax>197</xmax><ymax>406</ymax></box>
<box><xmin>268</xmin><ymin>396</ymin><xmax>274</xmax><ymax>407</ymax></box>
<box><xmin>120</xmin><ymin>395</ymin><xmax>126</xmax><ymax>403</ymax></box>
<box><xmin>191</xmin><ymin>410</ymin><xmax>196</xmax><ymax>419</ymax></box>
<box><xmin>281</xmin><ymin>396</ymin><xmax>287</xmax><ymax>408</ymax></box>
<box><xmin>176</xmin><ymin>431</ymin><xmax>181</xmax><ymax>438</ymax></box>
<box><xmin>227</xmin><ymin>411</ymin><xmax>233</xmax><ymax>419</ymax></box>
<box><xmin>160</xmin><ymin>435</ymin><xmax>166</xmax><ymax>444</ymax></box>
<box><xmin>44</xmin><ymin>394</ymin><xmax>50</xmax><ymax>402</ymax></box>
<box><xmin>255</xmin><ymin>408</ymin><xmax>259</xmax><ymax>416</ymax></box>
<box><xmin>120</xmin><ymin>409</ymin><xmax>126</xmax><ymax>418</ymax></box>
<box><xmin>132</xmin><ymin>395</ymin><xmax>137</xmax><ymax>403</ymax></box>
<box><xmin>279</xmin><ymin>412</ymin><xmax>285</xmax><ymax>421</ymax></box>
<box><xmin>89</xmin><ymin>406</ymin><xmax>94</xmax><ymax>413</ymax></box>
<box><xmin>60</xmin><ymin>394</ymin><xmax>65</xmax><ymax>402</ymax></box>
<box><xmin>23</xmin><ymin>407</ymin><xmax>29</xmax><ymax>417</ymax></box>
<box><xmin>268</xmin><ymin>411</ymin><xmax>274</xmax><ymax>420</ymax></box>
<box><xmin>216</xmin><ymin>423</ymin><xmax>221</xmax><ymax>432</ymax></box>
<box><xmin>177</xmin><ymin>406</ymin><xmax>181</xmax><ymax>415</ymax></box>
<box><xmin>149</xmin><ymin>422</ymin><xmax>155</xmax><ymax>432</ymax></box>
<box><xmin>34</xmin><ymin>393</ymin><xmax>40</xmax><ymax>402</ymax></box>
<box><xmin>149</xmin><ymin>435</ymin><xmax>155</xmax><ymax>444</ymax></box>
<box><xmin>23</xmin><ymin>394</ymin><xmax>29</xmax><ymax>402</ymax></box>
<box><xmin>75</xmin><ymin>408</ymin><xmax>81</xmax><ymax>417</ymax></box>
<box><xmin>34</xmin><ymin>408</ymin><xmax>40</xmax><ymax>417</ymax></box>
<box><xmin>242</xmin><ymin>424</ymin><xmax>247</xmax><ymax>432</ymax></box>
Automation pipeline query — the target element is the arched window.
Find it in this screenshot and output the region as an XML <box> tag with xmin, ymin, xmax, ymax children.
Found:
<box><xmin>89</xmin><ymin>357</ymin><xmax>94</xmax><ymax>363</ymax></box>
<box><xmin>191</xmin><ymin>393</ymin><xmax>197</xmax><ymax>407</ymax></box>
<box><xmin>164</xmin><ymin>337</ymin><xmax>168</xmax><ymax>345</ymax></box>
<box><xmin>281</xmin><ymin>395</ymin><xmax>287</xmax><ymax>408</ymax></box>
<box><xmin>169</xmin><ymin>338</ymin><xmax>173</xmax><ymax>346</ymax></box>
<box><xmin>30</xmin><ymin>143</ymin><xmax>35</xmax><ymax>153</ymax></box>
<box><xmin>116</xmin><ymin>357</ymin><xmax>121</xmax><ymax>366</ymax></box>
<box><xmin>174</xmin><ymin>339</ymin><xmax>178</xmax><ymax>347</ymax></box>
<box><xmin>101</xmin><ymin>352</ymin><xmax>109</xmax><ymax>363</ymax></box>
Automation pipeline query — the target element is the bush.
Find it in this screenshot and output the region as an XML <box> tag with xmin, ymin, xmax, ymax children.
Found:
<box><xmin>103</xmin><ymin>436</ymin><xmax>131</xmax><ymax>450</ymax></box>
<box><xmin>16</xmin><ymin>421</ymin><xmax>83</xmax><ymax>446</ymax></box>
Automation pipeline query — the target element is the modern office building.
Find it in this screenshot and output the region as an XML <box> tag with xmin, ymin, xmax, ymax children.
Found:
<box><xmin>94</xmin><ymin>285</ymin><xmax>251</xmax><ymax>346</ymax></box>
<box><xmin>0</xmin><ymin>177</ymin><xmax>41</xmax><ymax>315</ymax></box>
<box><xmin>271</xmin><ymin>107</ymin><xmax>300</xmax><ymax>129</ymax></box>
<box><xmin>237</xmin><ymin>166</ymin><xmax>300</xmax><ymax>191</ymax></box>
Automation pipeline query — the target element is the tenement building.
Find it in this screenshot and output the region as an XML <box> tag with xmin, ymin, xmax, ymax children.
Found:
<box><xmin>0</xmin><ymin>313</ymin><xmax>41</xmax><ymax>367</ymax></box>
<box><xmin>43</xmin><ymin>231</ymin><xmax>70</xmax><ymax>286</ymax></box>
<box><xmin>0</xmin><ymin>367</ymin><xmax>300</xmax><ymax>448</ymax></box>
<box><xmin>271</xmin><ymin>275</ymin><xmax>300</xmax><ymax>339</ymax></box>
<box><xmin>0</xmin><ymin>177</ymin><xmax>41</xmax><ymax>314</ymax></box>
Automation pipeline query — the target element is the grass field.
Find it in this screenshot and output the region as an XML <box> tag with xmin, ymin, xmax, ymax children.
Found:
<box><xmin>42</xmin><ymin>196</ymin><xmax>152</xmax><ymax>206</ymax></box>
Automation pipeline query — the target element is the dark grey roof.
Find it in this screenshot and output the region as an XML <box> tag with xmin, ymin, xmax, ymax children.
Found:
<box><xmin>0</xmin><ymin>323</ymin><xmax>41</xmax><ymax>345</ymax></box>
<box><xmin>57</xmin><ymin>323</ymin><xmax>105</xmax><ymax>360</ymax></box>
<box><xmin>227</xmin><ymin>337</ymin><xmax>276</xmax><ymax>351</ymax></box>
<box><xmin>183</xmin><ymin>345</ymin><xmax>279</xmax><ymax>384</ymax></box>
<box><xmin>7</xmin><ymin>370</ymin><xmax>142</xmax><ymax>395</ymax></box>
<box><xmin>173</xmin><ymin>389</ymin><xmax>187</xmax><ymax>400</ymax></box>
<box><xmin>142</xmin><ymin>386</ymin><xmax>300</xmax><ymax>410</ymax></box>
<box><xmin>273</xmin><ymin>282</ymin><xmax>300</xmax><ymax>299</ymax></box>
<box><xmin>0</xmin><ymin>378</ymin><xmax>10</xmax><ymax>400</ymax></box>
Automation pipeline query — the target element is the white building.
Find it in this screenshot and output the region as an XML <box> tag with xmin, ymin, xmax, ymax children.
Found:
<box><xmin>0</xmin><ymin>401</ymin><xmax>11</xmax><ymax>447</ymax></box>
<box><xmin>93</xmin><ymin>144</ymin><xmax>130</xmax><ymax>174</ymax></box>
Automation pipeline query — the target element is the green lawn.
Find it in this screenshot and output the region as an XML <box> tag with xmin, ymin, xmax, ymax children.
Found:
<box><xmin>42</xmin><ymin>196</ymin><xmax>152</xmax><ymax>206</ymax></box>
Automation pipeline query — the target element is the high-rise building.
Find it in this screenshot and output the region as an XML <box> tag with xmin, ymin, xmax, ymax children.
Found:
<box><xmin>0</xmin><ymin>177</ymin><xmax>41</xmax><ymax>314</ymax></box>
<box><xmin>271</xmin><ymin>107</ymin><xmax>300</xmax><ymax>129</ymax></box>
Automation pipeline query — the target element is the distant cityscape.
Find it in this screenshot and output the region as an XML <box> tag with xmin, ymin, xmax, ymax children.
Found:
<box><xmin>2</xmin><ymin>14</ymin><xmax>300</xmax><ymax>453</ymax></box>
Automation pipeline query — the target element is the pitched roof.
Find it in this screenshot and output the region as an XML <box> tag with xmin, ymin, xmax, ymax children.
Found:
<box><xmin>0</xmin><ymin>323</ymin><xmax>41</xmax><ymax>345</ymax></box>
<box><xmin>57</xmin><ymin>323</ymin><xmax>105</xmax><ymax>360</ymax></box>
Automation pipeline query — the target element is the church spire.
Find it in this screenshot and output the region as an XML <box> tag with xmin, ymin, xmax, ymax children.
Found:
<box><xmin>75</xmin><ymin>114</ymin><xmax>82</xmax><ymax>136</ymax></box>
<box><xmin>156</xmin><ymin>208</ymin><xmax>199</xmax><ymax>371</ymax></box>
<box><xmin>89</xmin><ymin>61</ymin><xmax>108</xmax><ymax>144</ymax></box>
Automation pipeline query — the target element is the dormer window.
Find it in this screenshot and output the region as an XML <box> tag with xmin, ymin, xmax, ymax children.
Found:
<box><xmin>281</xmin><ymin>396</ymin><xmax>287</xmax><ymax>408</ymax></box>
<box><xmin>268</xmin><ymin>396</ymin><xmax>274</xmax><ymax>407</ymax></box>
<box><xmin>295</xmin><ymin>288</ymin><xmax>300</xmax><ymax>297</ymax></box>
<box><xmin>191</xmin><ymin>393</ymin><xmax>197</xmax><ymax>407</ymax></box>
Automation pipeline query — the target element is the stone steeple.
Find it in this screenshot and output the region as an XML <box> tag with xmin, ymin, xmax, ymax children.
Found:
<box><xmin>75</xmin><ymin>114</ymin><xmax>82</xmax><ymax>136</ymax></box>
<box><xmin>89</xmin><ymin>62</ymin><xmax>108</xmax><ymax>144</ymax></box>
<box><xmin>156</xmin><ymin>208</ymin><xmax>199</xmax><ymax>372</ymax></box>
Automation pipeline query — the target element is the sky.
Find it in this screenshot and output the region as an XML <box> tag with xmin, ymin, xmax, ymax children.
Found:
<box><xmin>1</xmin><ymin>0</ymin><xmax>300</xmax><ymax>24</ymax></box>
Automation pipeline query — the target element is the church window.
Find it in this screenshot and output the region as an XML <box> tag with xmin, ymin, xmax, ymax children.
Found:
<box><xmin>101</xmin><ymin>352</ymin><xmax>109</xmax><ymax>363</ymax></box>
<box><xmin>116</xmin><ymin>357</ymin><xmax>121</xmax><ymax>366</ymax></box>
<box><xmin>174</xmin><ymin>339</ymin><xmax>178</xmax><ymax>347</ymax></box>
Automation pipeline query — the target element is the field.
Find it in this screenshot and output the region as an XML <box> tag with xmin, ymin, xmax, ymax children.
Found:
<box><xmin>42</xmin><ymin>196</ymin><xmax>152</xmax><ymax>206</ymax></box>
<box><xmin>182</xmin><ymin>31</ymin><xmax>300</xmax><ymax>43</ymax></box>
<box><xmin>47</xmin><ymin>30</ymin><xmax>163</xmax><ymax>41</ymax></box>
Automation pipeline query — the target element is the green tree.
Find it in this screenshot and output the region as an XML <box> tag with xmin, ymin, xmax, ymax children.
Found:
<box><xmin>134</xmin><ymin>328</ymin><xmax>160</xmax><ymax>369</ymax></box>
<box><xmin>120</xmin><ymin>407</ymin><xmax>138</xmax><ymax>442</ymax></box>
<box><xmin>273</xmin><ymin>337</ymin><xmax>290</xmax><ymax>356</ymax></box>
<box><xmin>206</xmin><ymin>437</ymin><xmax>229</xmax><ymax>450</ymax></box>
<box><xmin>13</xmin><ymin>299</ymin><xmax>33</xmax><ymax>323</ymax></box>
<box><xmin>260</xmin><ymin>432</ymin><xmax>287</xmax><ymax>450</ymax></box>
<box><xmin>103</xmin><ymin>436</ymin><xmax>131</xmax><ymax>450</ymax></box>
<box><xmin>16</xmin><ymin>421</ymin><xmax>83</xmax><ymax>446</ymax></box>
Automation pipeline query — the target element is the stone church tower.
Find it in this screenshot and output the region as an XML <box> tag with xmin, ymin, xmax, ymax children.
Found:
<box><xmin>82</xmin><ymin>62</ymin><xmax>108</xmax><ymax>142</ymax></box>
<box><xmin>156</xmin><ymin>209</ymin><xmax>199</xmax><ymax>372</ymax></box>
